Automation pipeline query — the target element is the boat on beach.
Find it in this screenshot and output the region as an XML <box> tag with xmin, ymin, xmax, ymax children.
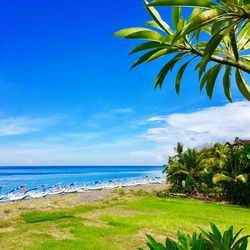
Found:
<box><xmin>8</xmin><ymin>193</ymin><xmax>27</xmax><ymax>201</ymax></box>
<box><xmin>28</xmin><ymin>191</ymin><xmax>49</xmax><ymax>199</ymax></box>
<box><xmin>48</xmin><ymin>188</ymin><xmax>65</xmax><ymax>196</ymax></box>
<box><xmin>64</xmin><ymin>183</ymin><xmax>79</xmax><ymax>193</ymax></box>
<box><xmin>86</xmin><ymin>186</ymin><xmax>103</xmax><ymax>191</ymax></box>
<box><xmin>0</xmin><ymin>175</ymin><xmax>163</xmax><ymax>202</ymax></box>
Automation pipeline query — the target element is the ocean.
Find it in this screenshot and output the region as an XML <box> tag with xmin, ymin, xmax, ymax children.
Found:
<box><xmin>0</xmin><ymin>166</ymin><xmax>164</xmax><ymax>193</ymax></box>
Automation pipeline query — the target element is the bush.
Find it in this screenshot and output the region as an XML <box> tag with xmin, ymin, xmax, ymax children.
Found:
<box><xmin>140</xmin><ymin>223</ymin><xmax>249</xmax><ymax>250</ymax></box>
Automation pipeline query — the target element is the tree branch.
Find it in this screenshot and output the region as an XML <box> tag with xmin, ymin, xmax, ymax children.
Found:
<box><xmin>229</xmin><ymin>30</ymin><xmax>239</xmax><ymax>61</ymax></box>
<box><xmin>189</xmin><ymin>48</ymin><xmax>250</xmax><ymax>74</ymax></box>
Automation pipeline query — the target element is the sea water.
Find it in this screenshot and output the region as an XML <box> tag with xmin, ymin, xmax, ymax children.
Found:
<box><xmin>0</xmin><ymin>166</ymin><xmax>163</xmax><ymax>193</ymax></box>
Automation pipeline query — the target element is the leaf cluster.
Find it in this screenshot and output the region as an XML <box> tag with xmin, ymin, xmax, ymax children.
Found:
<box><xmin>139</xmin><ymin>223</ymin><xmax>249</xmax><ymax>250</ymax></box>
<box><xmin>114</xmin><ymin>0</ymin><xmax>250</xmax><ymax>101</ymax></box>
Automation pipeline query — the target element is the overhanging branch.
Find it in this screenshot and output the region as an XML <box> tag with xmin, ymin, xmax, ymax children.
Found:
<box><xmin>189</xmin><ymin>48</ymin><xmax>250</xmax><ymax>74</ymax></box>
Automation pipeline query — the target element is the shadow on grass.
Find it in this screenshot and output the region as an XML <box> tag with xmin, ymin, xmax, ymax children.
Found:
<box><xmin>21</xmin><ymin>211</ymin><xmax>74</xmax><ymax>223</ymax></box>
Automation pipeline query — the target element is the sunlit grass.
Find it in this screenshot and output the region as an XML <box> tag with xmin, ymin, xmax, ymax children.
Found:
<box><xmin>0</xmin><ymin>195</ymin><xmax>249</xmax><ymax>249</ymax></box>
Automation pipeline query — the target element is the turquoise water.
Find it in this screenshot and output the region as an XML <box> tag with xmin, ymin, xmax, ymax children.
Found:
<box><xmin>0</xmin><ymin>166</ymin><xmax>163</xmax><ymax>193</ymax></box>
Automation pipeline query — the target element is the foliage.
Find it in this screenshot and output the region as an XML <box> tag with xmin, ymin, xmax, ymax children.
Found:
<box><xmin>114</xmin><ymin>0</ymin><xmax>250</xmax><ymax>101</ymax></box>
<box><xmin>141</xmin><ymin>223</ymin><xmax>249</xmax><ymax>250</ymax></box>
<box><xmin>165</xmin><ymin>138</ymin><xmax>250</xmax><ymax>205</ymax></box>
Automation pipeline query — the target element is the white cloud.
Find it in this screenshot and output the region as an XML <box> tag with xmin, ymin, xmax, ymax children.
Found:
<box><xmin>145</xmin><ymin>101</ymin><xmax>250</xmax><ymax>152</ymax></box>
<box><xmin>0</xmin><ymin>102</ymin><xmax>249</xmax><ymax>166</ymax></box>
<box><xmin>0</xmin><ymin>116</ymin><xmax>60</xmax><ymax>137</ymax></box>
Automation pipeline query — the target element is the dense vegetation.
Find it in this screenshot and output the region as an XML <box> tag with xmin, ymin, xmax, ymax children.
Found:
<box><xmin>115</xmin><ymin>0</ymin><xmax>250</xmax><ymax>101</ymax></box>
<box><xmin>164</xmin><ymin>138</ymin><xmax>250</xmax><ymax>205</ymax></box>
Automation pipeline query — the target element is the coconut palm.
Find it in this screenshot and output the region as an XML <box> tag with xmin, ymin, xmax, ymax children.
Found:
<box><xmin>114</xmin><ymin>0</ymin><xmax>250</xmax><ymax>101</ymax></box>
<box><xmin>212</xmin><ymin>142</ymin><xmax>250</xmax><ymax>204</ymax></box>
<box><xmin>166</xmin><ymin>148</ymin><xmax>206</xmax><ymax>192</ymax></box>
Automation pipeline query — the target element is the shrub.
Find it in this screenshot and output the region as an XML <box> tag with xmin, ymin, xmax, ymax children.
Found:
<box><xmin>140</xmin><ymin>223</ymin><xmax>249</xmax><ymax>250</ymax></box>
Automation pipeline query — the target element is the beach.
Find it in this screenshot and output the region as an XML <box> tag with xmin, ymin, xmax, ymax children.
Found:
<box><xmin>0</xmin><ymin>183</ymin><xmax>165</xmax><ymax>218</ymax></box>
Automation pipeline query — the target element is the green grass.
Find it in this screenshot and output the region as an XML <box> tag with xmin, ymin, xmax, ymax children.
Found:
<box><xmin>0</xmin><ymin>196</ymin><xmax>249</xmax><ymax>249</ymax></box>
<box><xmin>21</xmin><ymin>211</ymin><xmax>74</xmax><ymax>223</ymax></box>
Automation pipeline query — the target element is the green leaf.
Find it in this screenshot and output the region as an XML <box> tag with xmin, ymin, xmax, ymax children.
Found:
<box><xmin>211</xmin><ymin>20</ymin><xmax>224</xmax><ymax>35</ymax></box>
<box><xmin>235</xmin><ymin>69</ymin><xmax>250</xmax><ymax>101</ymax></box>
<box><xmin>114</xmin><ymin>27</ymin><xmax>150</xmax><ymax>37</ymax></box>
<box><xmin>172</xmin><ymin>7</ymin><xmax>182</xmax><ymax>29</ymax></box>
<box><xmin>223</xmin><ymin>66</ymin><xmax>232</xmax><ymax>102</ymax></box>
<box><xmin>232</xmin><ymin>235</ymin><xmax>250</xmax><ymax>249</ymax></box>
<box><xmin>147</xmin><ymin>48</ymin><xmax>178</xmax><ymax>62</ymax></box>
<box><xmin>237</xmin><ymin>20</ymin><xmax>250</xmax><ymax>51</ymax></box>
<box><xmin>144</xmin><ymin>0</ymin><xmax>174</xmax><ymax>34</ymax></box>
<box><xmin>200</xmin><ymin>65</ymin><xmax>217</xmax><ymax>91</ymax></box>
<box><xmin>154</xmin><ymin>53</ymin><xmax>186</xmax><ymax>89</ymax></box>
<box><xmin>149</xmin><ymin>0</ymin><xmax>216</xmax><ymax>8</ymax></box>
<box><xmin>182</xmin><ymin>9</ymin><xmax>225</xmax><ymax>37</ymax></box>
<box><xmin>236</xmin><ymin>174</ymin><xmax>249</xmax><ymax>183</ymax></box>
<box><xmin>145</xmin><ymin>20</ymin><xmax>165</xmax><ymax>31</ymax></box>
<box><xmin>125</xmin><ymin>30</ymin><xmax>167</xmax><ymax>42</ymax></box>
<box><xmin>131</xmin><ymin>49</ymin><xmax>163</xmax><ymax>69</ymax></box>
<box><xmin>129</xmin><ymin>41</ymin><xmax>166</xmax><ymax>54</ymax></box>
<box><xmin>210</xmin><ymin>223</ymin><xmax>222</xmax><ymax>241</ymax></box>
<box><xmin>206</xmin><ymin>64</ymin><xmax>221</xmax><ymax>99</ymax></box>
<box><xmin>213</xmin><ymin>174</ymin><xmax>233</xmax><ymax>183</ymax></box>
<box><xmin>199</xmin><ymin>23</ymin><xmax>236</xmax><ymax>78</ymax></box>
<box><xmin>175</xmin><ymin>60</ymin><xmax>191</xmax><ymax>95</ymax></box>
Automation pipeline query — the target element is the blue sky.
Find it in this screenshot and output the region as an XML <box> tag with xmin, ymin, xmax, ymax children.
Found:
<box><xmin>0</xmin><ymin>0</ymin><xmax>249</xmax><ymax>166</ymax></box>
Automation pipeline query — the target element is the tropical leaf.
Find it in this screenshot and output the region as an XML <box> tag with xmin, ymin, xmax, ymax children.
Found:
<box><xmin>200</xmin><ymin>65</ymin><xmax>217</xmax><ymax>90</ymax></box>
<box><xmin>182</xmin><ymin>9</ymin><xmax>226</xmax><ymax>37</ymax></box>
<box><xmin>144</xmin><ymin>0</ymin><xmax>174</xmax><ymax>34</ymax></box>
<box><xmin>154</xmin><ymin>53</ymin><xmax>187</xmax><ymax>88</ymax></box>
<box><xmin>147</xmin><ymin>48</ymin><xmax>178</xmax><ymax>62</ymax></box>
<box><xmin>114</xmin><ymin>27</ymin><xmax>151</xmax><ymax>37</ymax></box>
<box><xmin>206</xmin><ymin>64</ymin><xmax>222</xmax><ymax>99</ymax></box>
<box><xmin>212</xmin><ymin>173</ymin><xmax>233</xmax><ymax>183</ymax></box>
<box><xmin>236</xmin><ymin>174</ymin><xmax>249</xmax><ymax>183</ymax></box>
<box><xmin>237</xmin><ymin>20</ymin><xmax>250</xmax><ymax>51</ymax></box>
<box><xmin>129</xmin><ymin>41</ymin><xmax>166</xmax><ymax>54</ymax></box>
<box><xmin>235</xmin><ymin>69</ymin><xmax>250</xmax><ymax>101</ymax></box>
<box><xmin>175</xmin><ymin>59</ymin><xmax>192</xmax><ymax>95</ymax></box>
<box><xmin>199</xmin><ymin>22</ymin><xmax>236</xmax><ymax>77</ymax></box>
<box><xmin>149</xmin><ymin>0</ymin><xmax>216</xmax><ymax>8</ymax></box>
<box><xmin>145</xmin><ymin>20</ymin><xmax>166</xmax><ymax>31</ymax></box>
<box><xmin>223</xmin><ymin>66</ymin><xmax>232</xmax><ymax>102</ymax></box>
<box><xmin>172</xmin><ymin>7</ymin><xmax>182</xmax><ymax>29</ymax></box>
<box><xmin>125</xmin><ymin>30</ymin><xmax>167</xmax><ymax>42</ymax></box>
<box><xmin>131</xmin><ymin>49</ymin><xmax>164</xmax><ymax>69</ymax></box>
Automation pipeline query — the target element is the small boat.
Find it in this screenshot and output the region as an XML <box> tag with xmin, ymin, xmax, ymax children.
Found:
<box><xmin>86</xmin><ymin>186</ymin><xmax>103</xmax><ymax>191</ymax></box>
<box><xmin>0</xmin><ymin>196</ymin><xmax>10</xmax><ymax>202</ymax></box>
<box><xmin>149</xmin><ymin>180</ymin><xmax>161</xmax><ymax>184</ymax></box>
<box><xmin>47</xmin><ymin>188</ymin><xmax>65</xmax><ymax>196</ymax></box>
<box><xmin>8</xmin><ymin>193</ymin><xmax>27</xmax><ymax>201</ymax></box>
<box><xmin>64</xmin><ymin>188</ymin><xmax>79</xmax><ymax>193</ymax></box>
<box><xmin>29</xmin><ymin>191</ymin><xmax>49</xmax><ymax>199</ymax></box>
<box><xmin>77</xmin><ymin>187</ymin><xmax>86</xmax><ymax>193</ymax></box>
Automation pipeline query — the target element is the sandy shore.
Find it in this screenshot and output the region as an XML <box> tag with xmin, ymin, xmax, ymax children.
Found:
<box><xmin>0</xmin><ymin>183</ymin><xmax>166</xmax><ymax>218</ymax></box>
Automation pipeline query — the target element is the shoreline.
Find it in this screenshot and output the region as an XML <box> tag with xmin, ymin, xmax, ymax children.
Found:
<box><xmin>0</xmin><ymin>183</ymin><xmax>165</xmax><ymax>217</ymax></box>
<box><xmin>0</xmin><ymin>176</ymin><xmax>164</xmax><ymax>203</ymax></box>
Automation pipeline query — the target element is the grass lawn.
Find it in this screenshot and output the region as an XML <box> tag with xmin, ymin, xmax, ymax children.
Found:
<box><xmin>0</xmin><ymin>193</ymin><xmax>249</xmax><ymax>249</ymax></box>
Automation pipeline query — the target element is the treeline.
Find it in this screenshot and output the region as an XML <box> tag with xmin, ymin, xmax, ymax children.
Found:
<box><xmin>164</xmin><ymin>138</ymin><xmax>250</xmax><ymax>205</ymax></box>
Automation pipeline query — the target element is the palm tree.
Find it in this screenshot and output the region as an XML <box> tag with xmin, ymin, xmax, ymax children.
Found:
<box><xmin>166</xmin><ymin>148</ymin><xmax>206</xmax><ymax>192</ymax></box>
<box><xmin>114</xmin><ymin>0</ymin><xmax>250</xmax><ymax>101</ymax></box>
<box><xmin>212</xmin><ymin>142</ymin><xmax>250</xmax><ymax>204</ymax></box>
